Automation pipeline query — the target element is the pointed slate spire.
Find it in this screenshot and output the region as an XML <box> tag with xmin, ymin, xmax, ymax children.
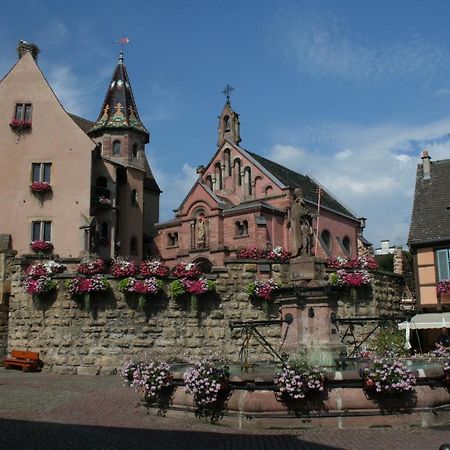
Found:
<box><xmin>90</xmin><ymin>52</ymin><xmax>149</xmax><ymax>139</ymax></box>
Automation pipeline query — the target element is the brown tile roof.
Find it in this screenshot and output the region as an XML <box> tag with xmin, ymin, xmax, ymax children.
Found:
<box><xmin>245</xmin><ymin>150</ymin><xmax>357</xmax><ymax>219</ymax></box>
<box><xmin>69</xmin><ymin>113</ymin><xmax>94</xmax><ymax>134</ymax></box>
<box><xmin>408</xmin><ymin>158</ymin><xmax>450</xmax><ymax>246</ymax></box>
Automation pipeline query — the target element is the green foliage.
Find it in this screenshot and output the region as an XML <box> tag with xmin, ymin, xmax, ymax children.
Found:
<box><xmin>329</xmin><ymin>273</ymin><xmax>339</xmax><ymax>285</ymax></box>
<box><xmin>371</xmin><ymin>329</ymin><xmax>408</xmax><ymax>357</ymax></box>
<box><xmin>244</xmin><ymin>282</ymin><xmax>256</xmax><ymax>297</ymax></box>
<box><xmin>169</xmin><ymin>279</ymin><xmax>185</xmax><ymax>299</ymax></box>
<box><xmin>375</xmin><ymin>254</ymin><xmax>394</xmax><ymax>272</ymax></box>
<box><xmin>207</xmin><ymin>280</ymin><xmax>216</xmax><ymax>292</ymax></box>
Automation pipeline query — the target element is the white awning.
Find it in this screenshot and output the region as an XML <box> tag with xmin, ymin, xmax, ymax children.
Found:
<box><xmin>398</xmin><ymin>312</ymin><xmax>450</xmax><ymax>330</ymax></box>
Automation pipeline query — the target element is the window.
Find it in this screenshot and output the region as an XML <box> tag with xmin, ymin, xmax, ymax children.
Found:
<box><xmin>320</xmin><ymin>230</ymin><xmax>332</xmax><ymax>254</ymax></box>
<box><xmin>244</xmin><ymin>166</ymin><xmax>252</xmax><ymax>195</ymax></box>
<box><xmin>32</xmin><ymin>163</ymin><xmax>51</xmax><ymax>183</ymax></box>
<box><xmin>342</xmin><ymin>236</ymin><xmax>351</xmax><ymax>256</ymax></box>
<box><xmin>224</xmin><ymin>149</ymin><xmax>231</xmax><ymax>176</ymax></box>
<box><xmin>132</xmin><ymin>143</ymin><xmax>139</xmax><ymax>158</ymax></box>
<box><xmin>15</xmin><ymin>103</ymin><xmax>32</xmax><ymax>122</ymax></box>
<box><xmin>235</xmin><ymin>220</ymin><xmax>248</xmax><ymax>236</ymax></box>
<box><xmin>32</xmin><ymin>221</ymin><xmax>51</xmax><ymax>241</ymax></box>
<box><xmin>168</xmin><ymin>232</ymin><xmax>178</xmax><ymax>247</ymax></box>
<box><xmin>112</xmin><ymin>140</ymin><xmax>121</xmax><ymax>156</ymax></box>
<box><xmin>437</xmin><ymin>249</ymin><xmax>450</xmax><ymax>281</ymax></box>
<box><xmin>131</xmin><ymin>189</ymin><xmax>138</xmax><ymax>206</ymax></box>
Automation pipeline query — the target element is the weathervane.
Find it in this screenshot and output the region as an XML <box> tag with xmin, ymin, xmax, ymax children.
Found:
<box><xmin>113</xmin><ymin>37</ymin><xmax>130</xmax><ymax>62</ymax></box>
<box><xmin>222</xmin><ymin>84</ymin><xmax>234</xmax><ymax>102</ymax></box>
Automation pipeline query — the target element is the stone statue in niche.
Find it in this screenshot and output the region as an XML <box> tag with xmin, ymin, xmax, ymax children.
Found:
<box><xmin>289</xmin><ymin>188</ymin><xmax>314</xmax><ymax>256</ymax></box>
<box><xmin>196</xmin><ymin>216</ymin><xmax>207</xmax><ymax>247</ymax></box>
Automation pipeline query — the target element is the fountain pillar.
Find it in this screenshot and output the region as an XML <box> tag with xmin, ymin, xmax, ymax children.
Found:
<box><xmin>275</xmin><ymin>257</ymin><xmax>345</xmax><ymax>365</ymax></box>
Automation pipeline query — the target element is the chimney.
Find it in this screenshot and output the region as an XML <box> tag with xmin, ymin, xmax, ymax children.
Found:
<box><xmin>16</xmin><ymin>41</ymin><xmax>40</xmax><ymax>61</ymax></box>
<box><xmin>421</xmin><ymin>150</ymin><xmax>431</xmax><ymax>180</ymax></box>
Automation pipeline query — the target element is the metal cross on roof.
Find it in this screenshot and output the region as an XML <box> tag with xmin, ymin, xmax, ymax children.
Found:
<box><xmin>222</xmin><ymin>84</ymin><xmax>234</xmax><ymax>101</ymax></box>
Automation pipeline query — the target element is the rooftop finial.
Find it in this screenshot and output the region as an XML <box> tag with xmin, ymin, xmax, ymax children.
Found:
<box><xmin>119</xmin><ymin>52</ymin><xmax>124</xmax><ymax>64</ymax></box>
<box><xmin>222</xmin><ymin>84</ymin><xmax>234</xmax><ymax>104</ymax></box>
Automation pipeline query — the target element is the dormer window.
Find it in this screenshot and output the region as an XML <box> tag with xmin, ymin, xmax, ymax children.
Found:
<box><xmin>112</xmin><ymin>140</ymin><xmax>121</xmax><ymax>156</ymax></box>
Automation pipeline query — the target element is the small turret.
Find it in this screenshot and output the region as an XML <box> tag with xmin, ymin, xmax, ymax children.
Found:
<box><xmin>89</xmin><ymin>52</ymin><xmax>149</xmax><ymax>143</ymax></box>
<box><xmin>217</xmin><ymin>84</ymin><xmax>241</xmax><ymax>146</ymax></box>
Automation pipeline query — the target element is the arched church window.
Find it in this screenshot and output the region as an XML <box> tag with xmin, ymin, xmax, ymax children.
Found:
<box><xmin>244</xmin><ymin>166</ymin><xmax>252</xmax><ymax>196</ymax></box>
<box><xmin>131</xmin><ymin>189</ymin><xmax>138</xmax><ymax>206</ymax></box>
<box><xmin>224</xmin><ymin>149</ymin><xmax>231</xmax><ymax>176</ymax></box>
<box><xmin>168</xmin><ymin>232</ymin><xmax>178</xmax><ymax>247</ymax></box>
<box><xmin>242</xmin><ymin>220</ymin><xmax>248</xmax><ymax>235</ymax></box>
<box><xmin>342</xmin><ymin>236</ymin><xmax>351</xmax><ymax>256</ymax></box>
<box><xmin>234</xmin><ymin>158</ymin><xmax>242</xmax><ymax>186</ymax></box>
<box><xmin>215</xmin><ymin>162</ymin><xmax>222</xmax><ymax>190</ymax></box>
<box><xmin>264</xmin><ymin>185</ymin><xmax>273</xmax><ymax>197</ymax></box>
<box><xmin>205</xmin><ymin>175</ymin><xmax>213</xmax><ymax>190</ymax></box>
<box><xmin>320</xmin><ymin>230</ymin><xmax>332</xmax><ymax>254</ymax></box>
<box><xmin>112</xmin><ymin>140</ymin><xmax>121</xmax><ymax>156</ymax></box>
<box><xmin>224</xmin><ymin>115</ymin><xmax>230</xmax><ymax>132</ymax></box>
<box><xmin>195</xmin><ymin>258</ymin><xmax>212</xmax><ymax>274</ymax></box>
<box><xmin>132</xmin><ymin>143</ymin><xmax>139</xmax><ymax>158</ymax></box>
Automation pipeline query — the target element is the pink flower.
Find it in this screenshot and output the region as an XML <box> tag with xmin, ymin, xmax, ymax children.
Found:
<box><xmin>31</xmin><ymin>181</ymin><xmax>52</xmax><ymax>193</ymax></box>
<box><xmin>30</xmin><ymin>240</ymin><xmax>53</xmax><ymax>252</ymax></box>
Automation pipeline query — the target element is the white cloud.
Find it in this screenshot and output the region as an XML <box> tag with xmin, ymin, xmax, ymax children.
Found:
<box><xmin>274</xmin><ymin>11</ymin><xmax>450</xmax><ymax>83</ymax></box>
<box><xmin>265</xmin><ymin>118</ymin><xmax>450</xmax><ymax>246</ymax></box>
<box><xmin>46</xmin><ymin>64</ymin><xmax>86</xmax><ymax>116</ymax></box>
<box><xmin>147</xmin><ymin>152</ymin><xmax>197</xmax><ymax>222</ymax></box>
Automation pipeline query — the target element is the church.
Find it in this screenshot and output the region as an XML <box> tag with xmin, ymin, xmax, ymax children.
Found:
<box><xmin>0</xmin><ymin>42</ymin><xmax>365</xmax><ymax>265</ymax></box>
<box><xmin>154</xmin><ymin>90</ymin><xmax>364</xmax><ymax>269</ymax></box>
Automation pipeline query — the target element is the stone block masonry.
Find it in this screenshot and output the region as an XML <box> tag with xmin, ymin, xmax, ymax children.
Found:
<box><xmin>7</xmin><ymin>260</ymin><xmax>289</xmax><ymax>374</ymax></box>
<box><xmin>5</xmin><ymin>257</ymin><xmax>404</xmax><ymax>374</ymax></box>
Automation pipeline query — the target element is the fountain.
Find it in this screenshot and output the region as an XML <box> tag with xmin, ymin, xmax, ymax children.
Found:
<box><xmin>145</xmin><ymin>257</ymin><xmax>450</xmax><ymax>429</ymax></box>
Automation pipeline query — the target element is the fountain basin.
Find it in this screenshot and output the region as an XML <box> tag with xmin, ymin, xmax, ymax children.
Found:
<box><xmin>144</xmin><ymin>363</ymin><xmax>450</xmax><ymax>429</ymax></box>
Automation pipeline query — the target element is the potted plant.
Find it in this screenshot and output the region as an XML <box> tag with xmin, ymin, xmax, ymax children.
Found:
<box><xmin>360</xmin><ymin>357</ymin><xmax>416</xmax><ymax>394</ymax></box>
<box><xmin>274</xmin><ymin>360</ymin><xmax>326</xmax><ymax>400</ymax></box>
<box><xmin>183</xmin><ymin>360</ymin><xmax>230</xmax><ymax>420</ymax></box>
<box><xmin>140</xmin><ymin>259</ymin><xmax>170</xmax><ymax>278</ymax></box>
<box><xmin>30</xmin><ymin>240</ymin><xmax>54</xmax><ymax>253</ymax></box>
<box><xmin>31</xmin><ymin>181</ymin><xmax>52</xmax><ymax>194</ymax></box>
<box><xmin>111</xmin><ymin>257</ymin><xmax>137</xmax><ymax>278</ymax></box>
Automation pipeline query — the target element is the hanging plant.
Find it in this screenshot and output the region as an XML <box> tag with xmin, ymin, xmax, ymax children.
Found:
<box><xmin>245</xmin><ymin>278</ymin><xmax>280</xmax><ymax>301</ymax></box>
<box><xmin>111</xmin><ymin>257</ymin><xmax>137</xmax><ymax>278</ymax></box>
<box><xmin>77</xmin><ymin>256</ymin><xmax>106</xmax><ymax>275</ymax></box>
<box><xmin>140</xmin><ymin>259</ymin><xmax>170</xmax><ymax>278</ymax></box>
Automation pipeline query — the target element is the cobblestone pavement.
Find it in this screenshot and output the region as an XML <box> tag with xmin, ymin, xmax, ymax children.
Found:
<box><xmin>0</xmin><ymin>369</ymin><xmax>449</xmax><ymax>450</ymax></box>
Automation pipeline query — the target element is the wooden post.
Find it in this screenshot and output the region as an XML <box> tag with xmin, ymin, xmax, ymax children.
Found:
<box><xmin>314</xmin><ymin>187</ymin><xmax>322</xmax><ymax>256</ymax></box>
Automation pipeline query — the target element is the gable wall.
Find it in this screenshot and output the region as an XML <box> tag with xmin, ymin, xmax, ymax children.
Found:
<box><xmin>0</xmin><ymin>53</ymin><xmax>93</xmax><ymax>257</ymax></box>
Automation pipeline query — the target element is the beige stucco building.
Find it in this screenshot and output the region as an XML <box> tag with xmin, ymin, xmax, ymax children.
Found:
<box><xmin>0</xmin><ymin>42</ymin><xmax>160</xmax><ymax>260</ymax></box>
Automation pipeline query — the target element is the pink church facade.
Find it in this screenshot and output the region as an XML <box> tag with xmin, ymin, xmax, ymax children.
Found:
<box><xmin>154</xmin><ymin>99</ymin><xmax>363</xmax><ymax>269</ymax></box>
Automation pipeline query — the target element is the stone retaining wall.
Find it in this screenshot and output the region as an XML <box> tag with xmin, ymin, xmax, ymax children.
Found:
<box><xmin>5</xmin><ymin>257</ymin><xmax>404</xmax><ymax>373</ymax></box>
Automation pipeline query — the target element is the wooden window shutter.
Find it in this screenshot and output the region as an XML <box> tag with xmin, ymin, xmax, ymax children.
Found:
<box><xmin>436</xmin><ymin>249</ymin><xmax>450</xmax><ymax>281</ymax></box>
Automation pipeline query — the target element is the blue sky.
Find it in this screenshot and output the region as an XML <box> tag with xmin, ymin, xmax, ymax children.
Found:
<box><xmin>2</xmin><ymin>0</ymin><xmax>450</xmax><ymax>247</ymax></box>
